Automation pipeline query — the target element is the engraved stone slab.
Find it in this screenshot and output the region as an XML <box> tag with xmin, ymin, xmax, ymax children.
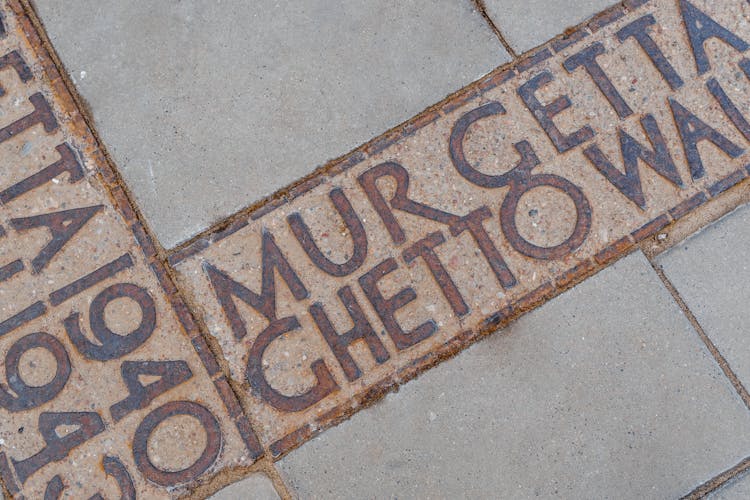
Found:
<box><xmin>0</xmin><ymin>1</ymin><xmax>260</xmax><ymax>497</ymax></box>
<box><xmin>172</xmin><ymin>0</ymin><xmax>750</xmax><ymax>458</ymax></box>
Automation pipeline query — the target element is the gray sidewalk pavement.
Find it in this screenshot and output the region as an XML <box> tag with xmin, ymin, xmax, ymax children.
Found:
<box><xmin>482</xmin><ymin>0</ymin><xmax>617</xmax><ymax>52</ymax></box>
<box><xmin>31</xmin><ymin>0</ymin><xmax>625</xmax><ymax>249</ymax></box>
<box><xmin>208</xmin><ymin>474</ymin><xmax>280</xmax><ymax>500</ymax></box>
<box><xmin>657</xmin><ymin>204</ymin><xmax>750</xmax><ymax>394</ymax></box>
<box><xmin>32</xmin><ymin>0</ymin><xmax>510</xmax><ymax>248</ymax></box>
<box><xmin>5</xmin><ymin>0</ymin><xmax>750</xmax><ymax>498</ymax></box>
<box><xmin>277</xmin><ymin>251</ymin><xmax>750</xmax><ymax>499</ymax></box>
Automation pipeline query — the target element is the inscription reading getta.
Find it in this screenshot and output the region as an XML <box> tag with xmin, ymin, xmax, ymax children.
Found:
<box><xmin>0</xmin><ymin>1</ymin><xmax>260</xmax><ymax>497</ymax></box>
<box><xmin>172</xmin><ymin>0</ymin><xmax>750</xmax><ymax>457</ymax></box>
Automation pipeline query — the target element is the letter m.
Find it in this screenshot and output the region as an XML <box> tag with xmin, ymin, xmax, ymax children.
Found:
<box><xmin>203</xmin><ymin>230</ymin><xmax>309</xmax><ymax>340</ymax></box>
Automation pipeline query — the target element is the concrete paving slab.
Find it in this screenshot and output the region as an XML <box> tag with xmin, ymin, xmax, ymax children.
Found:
<box><xmin>483</xmin><ymin>0</ymin><xmax>619</xmax><ymax>53</ymax></box>
<box><xmin>31</xmin><ymin>0</ymin><xmax>509</xmax><ymax>248</ymax></box>
<box><xmin>208</xmin><ymin>473</ymin><xmax>280</xmax><ymax>500</ymax></box>
<box><xmin>5</xmin><ymin>0</ymin><xmax>750</xmax><ymax>496</ymax></box>
<box><xmin>277</xmin><ymin>252</ymin><xmax>750</xmax><ymax>499</ymax></box>
<box><xmin>708</xmin><ymin>470</ymin><xmax>750</xmax><ymax>499</ymax></box>
<box><xmin>0</xmin><ymin>2</ymin><xmax>259</xmax><ymax>497</ymax></box>
<box><xmin>172</xmin><ymin>0</ymin><xmax>750</xmax><ymax>458</ymax></box>
<box><xmin>657</xmin><ymin>203</ymin><xmax>750</xmax><ymax>389</ymax></box>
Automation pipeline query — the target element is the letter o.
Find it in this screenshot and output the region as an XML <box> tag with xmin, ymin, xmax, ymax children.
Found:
<box><xmin>500</xmin><ymin>174</ymin><xmax>592</xmax><ymax>260</ymax></box>
<box><xmin>133</xmin><ymin>401</ymin><xmax>221</xmax><ymax>486</ymax></box>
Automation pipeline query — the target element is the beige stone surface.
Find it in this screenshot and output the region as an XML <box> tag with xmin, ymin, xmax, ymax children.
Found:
<box><xmin>0</xmin><ymin>2</ymin><xmax>257</xmax><ymax>497</ymax></box>
<box><xmin>173</xmin><ymin>0</ymin><xmax>750</xmax><ymax>455</ymax></box>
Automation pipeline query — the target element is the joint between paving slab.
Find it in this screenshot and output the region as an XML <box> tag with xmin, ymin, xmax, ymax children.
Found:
<box><xmin>649</xmin><ymin>263</ymin><xmax>750</xmax><ymax>412</ymax></box>
<box><xmin>640</xmin><ymin>177</ymin><xmax>750</xmax><ymax>261</ymax></box>
<box><xmin>160</xmin><ymin>268</ymin><xmax>298</xmax><ymax>492</ymax></box>
<box><xmin>240</xmin><ymin>176</ymin><xmax>750</xmax><ymax>459</ymax></box>
<box><xmin>470</xmin><ymin>0</ymin><xmax>518</xmax><ymax>59</ymax></box>
<box><xmin>0</xmin><ymin>476</ymin><xmax>9</xmax><ymax>500</ymax></box>
<box><xmin>157</xmin><ymin>248</ymin><xmax>302</xmax><ymax>495</ymax></box>
<box><xmin>14</xmin><ymin>2</ymin><xmax>362</xmax><ymax>494</ymax></box>
<box><xmin>158</xmin><ymin>240</ymin><xmax>298</xmax><ymax>496</ymax></box>
<box><xmin>259</xmin><ymin>459</ymin><xmax>293</xmax><ymax>500</ymax></box>
<box><xmin>232</xmin><ymin>177</ymin><xmax>750</xmax><ymax>462</ymax></box>
<box><xmin>28</xmin><ymin>1</ymin><xmax>166</xmax><ymax>244</ymax></box>
<box><xmin>682</xmin><ymin>455</ymin><xmax>750</xmax><ymax>499</ymax></box>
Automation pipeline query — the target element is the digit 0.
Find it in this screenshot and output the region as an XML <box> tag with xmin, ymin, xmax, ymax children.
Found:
<box><xmin>0</xmin><ymin>332</ymin><xmax>70</xmax><ymax>412</ymax></box>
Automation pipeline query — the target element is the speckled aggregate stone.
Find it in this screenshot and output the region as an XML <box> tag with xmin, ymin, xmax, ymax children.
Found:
<box><xmin>172</xmin><ymin>0</ymin><xmax>750</xmax><ymax>457</ymax></box>
<box><xmin>0</xmin><ymin>1</ymin><xmax>259</xmax><ymax>497</ymax></box>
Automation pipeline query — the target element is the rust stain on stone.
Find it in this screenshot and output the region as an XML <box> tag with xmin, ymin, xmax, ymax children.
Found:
<box><xmin>0</xmin><ymin>0</ymin><xmax>261</xmax><ymax>497</ymax></box>
<box><xmin>171</xmin><ymin>0</ymin><xmax>750</xmax><ymax>459</ymax></box>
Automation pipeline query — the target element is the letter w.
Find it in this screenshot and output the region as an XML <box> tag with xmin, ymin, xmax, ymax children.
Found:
<box><xmin>583</xmin><ymin>114</ymin><xmax>682</xmax><ymax>209</ymax></box>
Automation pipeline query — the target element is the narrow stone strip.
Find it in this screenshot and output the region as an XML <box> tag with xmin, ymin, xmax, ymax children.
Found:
<box><xmin>170</xmin><ymin>0</ymin><xmax>750</xmax><ymax>459</ymax></box>
<box><xmin>0</xmin><ymin>1</ymin><xmax>262</xmax><ymax>497</ymax></box>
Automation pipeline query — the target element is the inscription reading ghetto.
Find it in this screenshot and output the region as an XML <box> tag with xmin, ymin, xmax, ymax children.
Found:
<box><xmin>173</xmin><ymin>0</ymin><xmax>750</xmax><ymax>457</ymax></box>
<box><xmin>0</xmin><ymin>1</ymin><xmax>260</xmax><ymax>498</ymax></box>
